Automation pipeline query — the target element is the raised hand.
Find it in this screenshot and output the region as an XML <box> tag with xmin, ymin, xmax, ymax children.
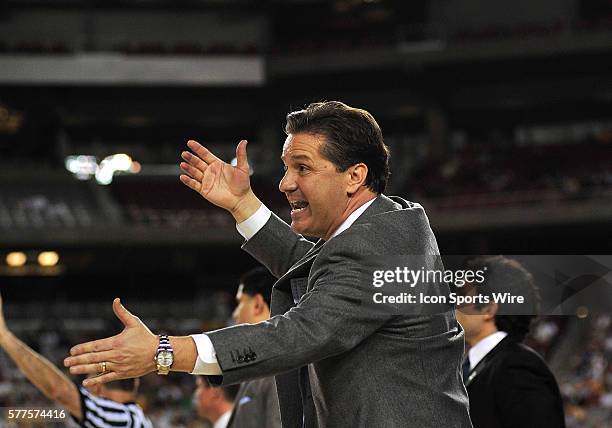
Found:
<box><xmin>180</xmin><ymin>139</ymin><xmax>261</xmax><ymax>222</ymax></box>
<box><xmin>64</xmin><ymin>298</ymin><xmax>158</xmax><ymax>387</ymax></box>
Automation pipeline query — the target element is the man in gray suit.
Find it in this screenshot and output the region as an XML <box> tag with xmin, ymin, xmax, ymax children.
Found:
<box><xmin>65</xmin><ymin>101</ymin><xmax>472</xmax><ymax>428</ymax></box>
<box><xmin>228</xmin><ymin>267</ymin><xmax>281</xmax><ymax>428</ymax></box>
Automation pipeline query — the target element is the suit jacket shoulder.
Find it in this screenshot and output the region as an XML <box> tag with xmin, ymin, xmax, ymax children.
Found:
<box><xmin>318</xmin><ymin>195</ymin><xmax>439</xmax><ymax>257</ymax></box>
<box><xmin>495</xmin><ymin>340</ymin><xmax>552</xmax><ymax>374</ymax></box>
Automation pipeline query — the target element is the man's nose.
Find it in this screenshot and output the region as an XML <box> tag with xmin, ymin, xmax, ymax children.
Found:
<box><xmin>279</xmin><ymin>171</ymin><xmax>297</xmax><ymax>193</ymax></box>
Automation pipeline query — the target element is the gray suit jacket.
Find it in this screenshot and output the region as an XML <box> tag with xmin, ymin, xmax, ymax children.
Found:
<box><xmin>228</xmin><ymin>377</ymin><xmax>281</xmax><ymax>428</ymax></box>
<box><xmin>208</xmin><ymin>195</ymin><xmax>472</xmax><ymax>428</ymax></box>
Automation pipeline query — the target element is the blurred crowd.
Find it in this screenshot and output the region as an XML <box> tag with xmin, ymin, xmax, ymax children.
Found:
<box><xmin>561</xmin><ymin>314</ymin><xmax>612</xmax><ymax>428</ymax></box>
<box><xmin>405</xmin><ymin>139</ymin><xmax>612</xmax><ymax>210</ymax></box>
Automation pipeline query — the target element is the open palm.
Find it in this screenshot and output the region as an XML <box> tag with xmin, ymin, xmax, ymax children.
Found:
<box><xmin>180</xmin><ymin>139</ymin><xmax>252</xmax><ymax>212</ymax></box>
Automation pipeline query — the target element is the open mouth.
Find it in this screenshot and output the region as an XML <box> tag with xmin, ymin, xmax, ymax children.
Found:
<box><xmin>289</xmin><ymin>200</ymin><xmax>309</xmax><ymax>213</ymax></box>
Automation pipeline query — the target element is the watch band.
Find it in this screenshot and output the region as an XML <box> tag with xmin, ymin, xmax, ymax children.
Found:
<box><xmin>155</xmin><ymin>334</ymin><xmax>174</xmax><ymax>375</ymax></box>
<box><xmin>159</xmin><ymin>335</ymin><xmax>171</xmax><ymax>349</ymax></box>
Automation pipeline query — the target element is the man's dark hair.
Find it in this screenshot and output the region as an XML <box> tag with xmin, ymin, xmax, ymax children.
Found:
<box><xmin>106</xmin><ymin>378</ymin><xmax>138</xmax><ymax>393</ymax></box>
<box><xmin>285</xmin><ymin>101</ymin><xmax>391</xmax><ymax>193</ymax></box>
<box><xmin>222</xmin><ymin>383</ymin><xmax>240</xmax><ymax>402</ymax></box>
<box><xmin>198</xmin><ymin>376</ymin><xmax>240</xmax><ymax>402</ymax></box>
<box><xmin>464</xmin><ymin>256</ymin><xmax>541</xmax><ymax>341</ymax></box>
<box><xmin>240</xmin><ymin>267</ymin><xmax>275</xmax><ymax>308</ymax></box>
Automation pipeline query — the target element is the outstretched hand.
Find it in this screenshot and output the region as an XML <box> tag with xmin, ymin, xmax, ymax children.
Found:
<box><xmin>180</xmin><ymin>139</ymin><xmax>261</xmax><ymax>222</ymax></box>
<box><xmin>64</xmin><ymin>298</ymin><xmax>158</xmax><ymax>387</ymax></box>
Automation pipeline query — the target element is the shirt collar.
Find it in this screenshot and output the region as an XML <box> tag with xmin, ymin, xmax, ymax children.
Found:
<box><xmin>213</xmin><ymin>410</ymin><xmax>232</xmax><ymax>428</ymax></box>
<box><xmin>468</xmin><ymin>331</ymin><xmax>508</xmax><ymax>369</ymax></box>
<box><xmin>330</xmin><ymin>197</ymin><xmax>376</xmax><ymax>240</ymax></box>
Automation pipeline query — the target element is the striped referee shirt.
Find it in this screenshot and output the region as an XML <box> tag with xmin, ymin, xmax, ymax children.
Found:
<box><xmin>73</xmin><ymin>386</ymin><xmax>153</xmax><ymax>428</ymax></box>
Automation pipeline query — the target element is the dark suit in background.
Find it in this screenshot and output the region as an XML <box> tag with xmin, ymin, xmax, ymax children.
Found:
<box><xmin>466</xmin><ymin>336</ymin><xmax>565</xmax><ymax>428</ymax></box>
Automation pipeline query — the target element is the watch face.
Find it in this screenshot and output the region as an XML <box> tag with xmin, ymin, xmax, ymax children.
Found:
<box><xmin>156</xmin><ymin>350</ymin><xmax>173</xmax><ymax>367</ymax></box>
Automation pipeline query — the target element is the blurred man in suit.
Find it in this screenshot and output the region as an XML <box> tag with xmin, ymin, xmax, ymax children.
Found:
<box><xmin>228</xmin><ymin>267</ymin><xmax>281</xmax><ymax>428</ymax></box>
<box><xmin>194</xmin><ymin>376</ymin><xmax>239</xmax><ymax>428</ymax></box>
<box><xmin>456</xmin><ymin>256</ymin><xmax>565</xmax><ymax>428</ymax></box>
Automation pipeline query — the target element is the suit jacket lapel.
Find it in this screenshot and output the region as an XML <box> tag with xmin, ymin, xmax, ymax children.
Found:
<box><xmin>270</xmin><ymin>240</ymin><xmax>325</xmax><ymax>315</ymax></box>
<box><xmin>276</xmin><ymin>239</ymin><xmax>325</xmax><ymax>285</ymax></box>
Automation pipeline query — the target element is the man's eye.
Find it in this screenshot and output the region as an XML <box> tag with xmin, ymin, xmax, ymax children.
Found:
<box><xmin>298</xmin><ymin>165</ymin><xmax>308</xmax><ymax>172</ymax></box>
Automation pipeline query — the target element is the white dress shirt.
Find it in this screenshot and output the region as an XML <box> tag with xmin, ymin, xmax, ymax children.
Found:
<box><xmin>213</xmin><ymin>409</ymin><xmax>232</xmax><ymax>428</ymax></box>
<box><xmin>467</xmin><ymin>330</ymin><xmax>508</xmax><ymax>370</ymax></box>
<box><xmin>190</xmin><ymin>198</ymin><xmax>376</xmax><ymax>375</ymax></box>
<box><xmin>234</xmin><ymin>203</ymin><xmax>272</xmax><ymax>240</ymax></box>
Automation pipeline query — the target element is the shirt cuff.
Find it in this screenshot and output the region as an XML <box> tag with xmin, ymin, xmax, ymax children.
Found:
<box><xmin>235</xmin><ymin>204</ymin><xmax>272</xmax><ymax>240</ymax></box>
<box><xmin>190</xmin><ymin>334</ymin><xmax>222</xmax><ymax>375</ymax></box>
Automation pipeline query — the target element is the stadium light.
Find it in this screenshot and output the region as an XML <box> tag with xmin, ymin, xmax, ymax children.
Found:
<box><xmin>6</xmin><ymin>251</ymin><xmax>27</xmax><ymax>267</ymax></box>
<box><xmin>95</xmin><ymin>159</ymin><xmax>115</xmax><ymax>185</ymax></box>
<box><xmin>38</xmin><ymin>251</ymin><xmax>59</xmax><ymax>267</ymax></box>
<box><xmin>65</xmin><ymin>153</ymin><xmax>139</xmax><ymax>185</ymax></box>
<box><xmin>130</xmin><ymin>161</ymin><xmax>142</xmax><ymax>174</ymax></box>
<box><xmin>95</xmin><ymin>153</ymin><xmax>135</xmax><ymax>185</ymax></box>
<box><xmin>576</xmin><ymin>306</ymin><xmax>589</xmax><ymax>319</ymax></box>
<box><xmin>108</xmin><ymin>153</ymin><xmax>132</xmax><ymax>171</ymax></box>
<box><xmin>65</xmin><ymin>155</ymin><xmax>98</xmax><ymax>180</ymax></box>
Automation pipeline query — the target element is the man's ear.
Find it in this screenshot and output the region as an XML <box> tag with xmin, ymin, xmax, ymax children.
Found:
<box><xmin>482</xmin><ymin>303</ymin><xmax>499</xmax><ymax>321</ymax></box>
<box><xmin>211</xmin><ymin>387</ymin><xmax>223</xmax><ymax>402</ymax></box>
<box><xmin>253</xmin><ymin>294</ymin><xmax>266</xmax><ymax>316</ymax></box>
<box><xmin>347</xmin><ymin>163</ymin><xmax>369</xmax><ymax>195</ymax></box>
